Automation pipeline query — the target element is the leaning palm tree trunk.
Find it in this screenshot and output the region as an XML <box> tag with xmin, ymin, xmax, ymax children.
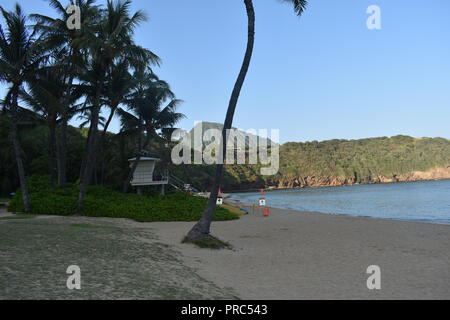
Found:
<box><xmin>10</xmin><ymin>87</ymin><xmax>32</xmax><ymax>213</ymax></box>
<box><xmin>186</xmin><ymin>0</ymin><xmax>255</xmax><ymax>240</ymax></box>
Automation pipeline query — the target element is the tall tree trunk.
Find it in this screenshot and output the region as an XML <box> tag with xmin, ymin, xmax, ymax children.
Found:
<box><xmin>100</xmin><ymin>161</ymin><xmax>106</xmax><ymax>186</ymax></box>
<box><xmin>10</xmin><ymin>85</ymin><xmax>32</xmax><ymax>213</ymax></box>
<box><xmin>102</xmin><ymin>107</ymin><xmax>116</xmax><ymax>139</ymax></box>
<box><xmin>79</xmin><ymin>137</ymin><xmax>88</xmax><ymax>185</ymax></box>
<box><xmin>99</xmin><ymin>105</ymin><xmax>117</xmax><ymax>186</ymax></box>
<box><xmin>186</xmin><ymin>0</ymin><xmax>255</xmax><ymax>240</ymax></box>
<box><xmin>48</xmin><ymin>116</ymin><xmax>57</xmax><ymax>184</ymax></box>
<box><xmin>57</xmin><ymin>116</ymin><xmax>68</xmax><ymax>188</ymax></box>
<box><xmin>56</xmin><ymin>72</ymin><xmax>74</xmax><ymax>189</ymax></box>
<box><xmin>77</xmin><ymin>87</ymin><xmax>102</xmax><ymax>212</ymax></box>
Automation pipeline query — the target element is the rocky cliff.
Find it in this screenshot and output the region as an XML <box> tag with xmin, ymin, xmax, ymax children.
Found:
<box><xmin>274</xmin><ymin>167</ymin><xmax>450</xmax><ymax>189</ymax></box>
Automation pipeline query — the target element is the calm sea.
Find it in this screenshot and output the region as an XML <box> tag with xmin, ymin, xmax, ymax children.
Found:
<box><xmin>229</xmin><ymin>180</ymin><xmax>450</xmax><ymax>225</ymax></box>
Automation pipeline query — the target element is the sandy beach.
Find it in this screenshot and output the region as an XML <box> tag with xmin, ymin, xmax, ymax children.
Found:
<box><xmin>151</xmin><ymin>204</ymin><xmax>450</xmax><ymax>300</ymax></box>
<box><xmin>1</xmin><ymin>204</ymin><xmax>449</xmax><ymax>300</ymax></box>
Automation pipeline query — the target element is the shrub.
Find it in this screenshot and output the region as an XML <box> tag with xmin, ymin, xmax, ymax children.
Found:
<box><xmin>8</xmin><ymin>176</ymin><xmax>239</xmax><ymax>222</ymax></box>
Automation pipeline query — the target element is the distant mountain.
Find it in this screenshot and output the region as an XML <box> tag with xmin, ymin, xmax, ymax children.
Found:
<box><xmin>187</xmin><ymin>122</ymin><xmax>278</xmax><ymax>150</ymax></box>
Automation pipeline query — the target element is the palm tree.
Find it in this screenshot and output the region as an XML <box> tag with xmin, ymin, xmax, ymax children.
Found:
<box><xmin>101</xmin><ymin>59</ymin><xmax>133</xmax><ymax>138</ymax></box>
<box><xmin>0</xmin><ymin>4</ymin><xmax>51</xmax><ymax>213</ymax></box>
<box><xmin>32</xmin><ymin>0</ymin><xmax>101</xmax><ymax>187</ymax></box>
<box><xmin>77</xmin><ymin>108</ymin><xmax>107</xmax><ymax>130</ymax></box>
<box><xmin>75</xmin><ymin>0</ymin><xmax>160</xmax><ymax>211</ymax></box>
<box><xmin>71</xmin><ymin>59</ymin><xmax>133</xmax><ymax>186</ymax></box>
<box><xmin>93</xmin><ymin>59</ymin><xmax>133</xmax><ymax>184</ymax></box>
<box><xmin>186</xmin><ymin>0</ymin><xmax>307</xmax><ymax>240</ymax></box>
<box><xmin>118</xmin><ymin>70</ymin><xmax>184</xmax><ymax>193</ymax></box>
<box><xmin>21</xmin><ymin>63</ymin><xmax>84</xmax><ymax>184</ymax></box>
<box><xmin>20</xmin><ymin>69</ymin><xmax>68</xmax><ymax>183</ymax></box>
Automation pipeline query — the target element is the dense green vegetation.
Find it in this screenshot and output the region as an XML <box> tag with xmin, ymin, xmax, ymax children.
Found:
<box><xmin>0</xmin><ymin>119</ymin><xmax>86</xmax><ymax>196</ymax></box>
<box><xmin>0</xmin><ymin>0</ymin><xmax>183</xmax><ymax>213</ymax></box>
<box><xmin>7</xmin><ymin>176</ymin><xmax>238</xmax><ymax>222</ymax></box>
<box><xmin>2</xmin><ymin>120</ymin><xmax>450</xmax><ymax>197</ymax></box>
<box><xmin>0</xmin><ymin>119</ymin><xmax>171</xmax><ymax>197</ymax></box>
<box><xmin>277</xmin><ymin>135</ymin><xmax>450</xmax><ymax>184</ymax></box>
<box><xmin>177</xmin><ymin>135</ymin><xmax>450</xmax><ymax>190</ymax></box>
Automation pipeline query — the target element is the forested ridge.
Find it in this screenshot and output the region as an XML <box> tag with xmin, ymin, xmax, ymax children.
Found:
<box><xmin>3</xmin><ymin>121</ymin><xmax>448</xmax><ymax>196</ymax></box>
<box><xmin>273</xmin><ymin>135</ymin><xmax>450</xmax><ymax>189</ymax></box>
<box><xmin>208</xmin><ymin>135</ymin><xmax>450</xmax><ymax>191</ymax></box>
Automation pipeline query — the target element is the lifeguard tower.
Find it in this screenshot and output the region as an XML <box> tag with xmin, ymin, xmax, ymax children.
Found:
<box><xmin>128</xmin><ymin>157</ymin><xmax>169</xmax><ymax>195</ymax></box>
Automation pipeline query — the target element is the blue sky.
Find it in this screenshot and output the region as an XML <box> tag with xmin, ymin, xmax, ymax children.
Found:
<box><xmin>1</xmin><ymin>0</ymin><xmax>449</xmax><ymax>143</ymax></box>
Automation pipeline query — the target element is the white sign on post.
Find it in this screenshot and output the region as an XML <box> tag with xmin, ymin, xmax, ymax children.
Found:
<box><xmin>259</xmin><ymin>198</ymin><xmax>266</xmax><ymax>206</ymax></box>
<box><xmin>216</xmin><ymin>197</ymin><xmax>223</xmax><ymax>205</ymax></box>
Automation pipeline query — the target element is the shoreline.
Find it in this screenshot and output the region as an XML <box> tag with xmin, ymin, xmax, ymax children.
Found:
<box><xmin>226</xmin><ymin>199</ymin><xmax>450</xmax><ymax>226</ymax></box>
<box><xmin>225</xmin><ymin>179</ymin><xmax>450</xmax><ymax>226</ymax></box>
<box><xmin>225</xmin><ymin>177</ymin><xmax>450</xmax><ymax>194</ymax></box>
<box><xmin>152</xmin><ymin>205</ymin><xmax>450</xmax><ymax>300</ymax></box>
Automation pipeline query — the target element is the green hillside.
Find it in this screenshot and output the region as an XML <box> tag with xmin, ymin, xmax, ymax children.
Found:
<box><xmin>1</xmin><ymin>116</ymin><xmax>449</xmax><ymax>195</ymax></box>
<box><xmin>171</xmin><ymin>135</ymin><xmax>450</xmax><ymax>191</ymax></box>
<box><xmin>274</xmin><ymin>135</ymin><xmax>450</xmax><ymax>188</ymax></box>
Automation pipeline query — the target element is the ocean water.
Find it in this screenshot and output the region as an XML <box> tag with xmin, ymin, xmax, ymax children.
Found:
<box><xmin>229</xmin><ymin>180</ymin><xmax>450</xmax><ymax>225</ymax></box>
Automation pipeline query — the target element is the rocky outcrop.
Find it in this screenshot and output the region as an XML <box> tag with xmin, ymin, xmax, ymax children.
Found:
<box><xmin>399</xmin><ymin>167</ymin><xmax>450</xmax><ymax>181</ymax></box>
<box><xmin>275</xmin><ymin>167</ymin><xmax>450</xmax><ymax>189</ymax></box>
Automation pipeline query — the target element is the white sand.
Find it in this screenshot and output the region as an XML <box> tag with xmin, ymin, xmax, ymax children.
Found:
<box><xmin>151</xmin><ymin>205</ymin><xmax>450</xmax><ymax>300</ymax></box>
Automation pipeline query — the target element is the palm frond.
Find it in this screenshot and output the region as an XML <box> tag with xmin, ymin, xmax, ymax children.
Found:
<box><xmin>278</xmin><ymin>0</ymin><xmax>308</xmax><ymax>16</ymax></box>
